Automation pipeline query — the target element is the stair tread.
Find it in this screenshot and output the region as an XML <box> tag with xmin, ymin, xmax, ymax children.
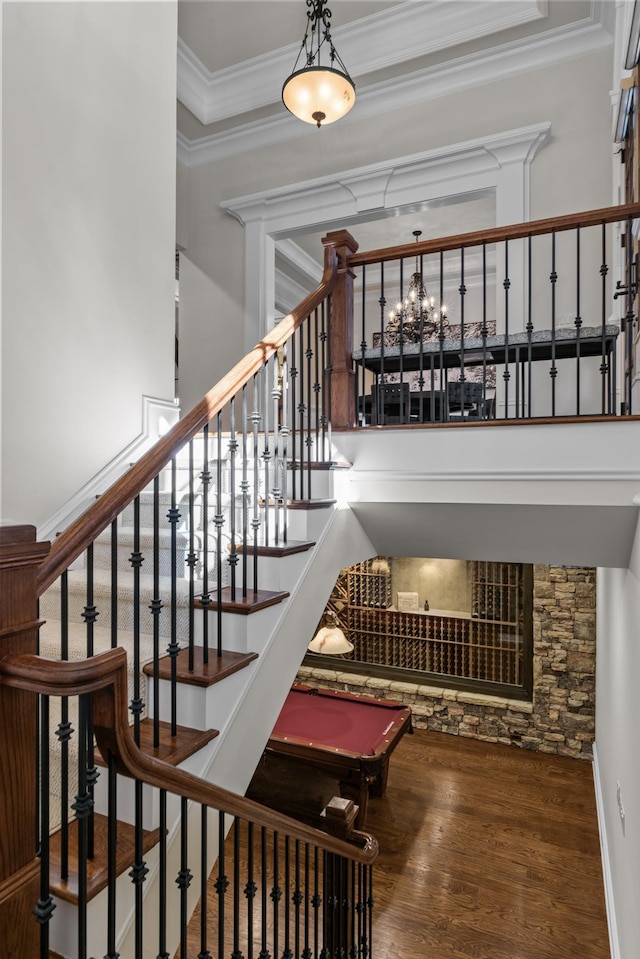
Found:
<box><xmin>95</xmin><ymin>717</ymin><xmax>218</xmax><ymax>767</ymax></box>
<box><xmin>144</xmin><ymin>646</ymin><xmax>258</xmax><ymax>687</ymax></box>
<box><xmin>236</xmin><ymin>539</ymin><xmax>315</xmax><ymax>557</ymax></box>
<box><xmin>194</xmin><ymin>587</ymin><xmax>289</xmax><ymax>614</ymax></box>
<box><xmin>48</xmin><ymin>813</ymin><xmax>161</xmax><ymax>904</ymax></box>
<box><xmin>260</xmin><ymin>498</ymin><xmax>336</xmax><ymax>509</ymax></box>
<box><xmin>287</xmin><ymin>460</ymin><xmax>352</xmax><ymax>470</ymax></box>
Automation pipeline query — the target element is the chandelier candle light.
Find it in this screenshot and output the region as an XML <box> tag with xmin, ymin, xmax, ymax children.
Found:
<box><xmin>387</xmin><ymin>231</ymin><xmax>450</xmax><ymax>342</ymax></box>
<box><xmin>282</xmin><ymin>0</ymin><xmax>356</xmax><ymax>127</ymax></box>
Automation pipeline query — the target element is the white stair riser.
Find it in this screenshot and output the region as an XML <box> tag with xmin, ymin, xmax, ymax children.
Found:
<box><xmin>149</xmin><ymin>660</ymin><xmax>259</xmax><ymax>735</ymax></box>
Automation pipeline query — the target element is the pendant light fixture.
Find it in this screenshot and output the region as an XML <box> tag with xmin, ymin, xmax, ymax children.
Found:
<box><xmin>282</xmin><ymin>0</ymin><xmax>356</xmax><ymax>128</ymax></box>
<box><xmin>308</xmin><ymin>610</ymin><xmax>353</xmax><ymax>655</ymax></box>
<box><xmin>387</xmin><ymin>231</ymin><xmax>450</xmax><ymax>342</ymax></box>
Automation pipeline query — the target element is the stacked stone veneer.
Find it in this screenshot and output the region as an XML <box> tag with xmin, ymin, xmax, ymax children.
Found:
<box><xmin>297</xmin><ymin>565</ymin><xmax>596</xmax><ymax>760</ymax></box>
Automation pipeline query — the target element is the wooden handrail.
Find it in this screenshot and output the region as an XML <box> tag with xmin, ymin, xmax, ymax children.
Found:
<box><xmin>36</xmin><ymin>244</ymin><xmax>339</xmax><ymax>596</ymax></box>
<box><xmin>0</xmin><ymin>646</ymin><xmax>378</xmax><ymax>864</ymax></box>
<box><xmin>347</xmin><ymin>201</ymin><xmax>640</xmax><ymax>267</ymax></box>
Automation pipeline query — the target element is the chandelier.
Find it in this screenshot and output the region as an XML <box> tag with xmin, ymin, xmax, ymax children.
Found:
<box><xmin>282</xmin><ymin>0</ymin><xmax>356</xmax><ymax>128</ymax></box>
<box><xmin>387</xmin><ymin>231</ymin><xmax>449</xmax><ymax>343</ymax></box>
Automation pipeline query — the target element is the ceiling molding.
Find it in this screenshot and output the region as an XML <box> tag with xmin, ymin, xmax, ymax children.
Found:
<box><xmin>177</xmin><ymin>15</ymin><xmax>610</xmax><ymax>169</ymax></box>
<box><xmin>177</xmin><ymin>0</ymin><xmax>546</xmax><ymax>126</ymax></box>
<box><xmin>276</xmin><ymin>239</ymin><xmax>323</xmax><ymax>286</ymax></box>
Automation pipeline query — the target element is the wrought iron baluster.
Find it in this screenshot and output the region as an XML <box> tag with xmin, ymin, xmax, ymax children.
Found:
<box><xmin>398</xmin><ymin>256</ymin><xmax>404</xmax><ymax>424</ymax></box>
<box><xmin>358</xmin><ymin>266</ymin><xmax>367</xmax><ymax>426</ymax></box>
<box><xmin>280</xmin><ymin>342</ymin><xmax>290</xmax><ymax>543</ymax></box>
<box><xmin>200</xmin><ymin>423</ymin><xmax>212</xmax><ymax>665</ymax></box>
<box><xmin>81</xmin><ymin>546</ymin><xmax>98</xmax><ymax>860</ymax></box>
<box><xmin>151</xmin><ymin>474</ymin><xmax>163</xmax><ymax>748</ymax></box>
<box><xmin>34</xmin><ymin>694</ymin><xmax>54</xmax><ymax>957</ymax></box>
<box><xmin>550</xmin><ymin>230</ymin><xmax>558</xmax><ymax>416</ymax></box>
<box><xmin>241</xmin><ymin>386</ymin><xmax>250</xmax><ymax>599</ymax></box>
<box><xmin>74</xmin><ymin>694</ymin><xmax>92</xmax><ymax>959</ymax></box>
<box><xmin>481</xmin><ymin>242</ymin><xmax>490</xmax><ymax>419</ymax></box>
<box><xmin>284</xmin><ymin>836</ymin><xmax>292</xmax><ymax>959</ymax></box>
<box><xmin>459</xmin><ymin>248</ymin><xmax>467</xmax><ymax>416</ymax></box>
<box><xmin>245</xmin><ymin>821</ymin><xmax>256</xmax><ymax>959</ymax></box>
<box><xmin>57</xmin><ymin>570</ymin><xmax>71</xmax><ymax>880</ymax></box>
<box><xmin>100</xmin><ymin>750</ymin><xmax>119</xmax><ymax>959</ymax></box>
<box><xmin>526</xmin><ymin>236</ymin><xmax>533</xmax><ymax>417</ymax></box>
<box><xmin>229</xmin><ymin>397</ymin><xmax>239</xmax><ymax>599</ymax></box>
<box><xmin>503</xmin><ymin>240</ymin><xmax>511</xmax><ymax>419</ymax></box>
<box><xmin>251</xmin><ymin>375</ymin><xmax>261</xmax><ymax>592</ymax></box>
<box><xmin>320</xmin><ymin>299</ymin><xmax>329</xmax><ymax>459</ymax></box>
<box><xmin>216</xmin><ymin>412</ymin><xmax>224</xmax><ymax>657</ymax></box>
<box><xmin>198</xmin><ymin>804</ymin><xmax>211</xmax><ymax>959</ymax></box>
<box><xmin>216</xmin><ymin>811</ymin><xmax>229</xmax><ymax>959</ymax></box>
<box><xmin>272</xmin><ymin>831</ymin><xmax>282</xmax><ymax>959</ymax></box>
<box><xmin>232</xmin><ymin>818</ymin><xmax>242</xmax><ymax>959</ymax></box>
<box><xmin>600</xmin><ymin>221</ymin><xmax>610</xmax><ymax>414</ymax></box>
<box><xmin>187</xmin><ymin>440</ymin><xmax>197</xmax><ymax>672</ymax></box>
<box><xmin>129</xmin><ymin>495</ymin><xmax>144</xmax><ymax>743</ymax></box>
<box><xmin>110</xmin><ymin>517</ymin><xmax>118</xmax><ymax>650</ymax></box>
<box><xmin>312</xmin><ymin>847</ymin><xmax>321</xmax><ymax>959</ymax></box>
<box><xmin>297</xmin><ymin>326</ymin><xmax>306</xmax><ymax>499</ymax></box>
<box><xmin>130</xmin><ymin>776</ymin><xmax>148</xmax><ymax>956</ymax></box>
<box><xmin>575</xmin><ymin>226</ymin><xmax>582</xmax><ymax>415</ymax></box>
<box><xmin>314</xmin><ymin>306</ymin><xmax>321</xmax><ymax>456</ymax></box>
<box><xmin>305</xmin><ymin>315</ymin><xmax>313</xmax><ymax>497</ymax></box>
<box><xmin>177</xmin><ymin>797</ymin><xmax>192</xmax><ymax>959</ymax></box>
<box><xmin>263</xmin><ymin>363</ymin><xmax>272</xmax><ymax>546</ymax></box>
<box><xmin>168</xmin><ymin>457</ymin><xmax>180</xmax><ymax>737</ymax></box>
<box><xmin>378</xmin><ymin>261</ymin><xmax>386</xmax><ymax>423</ymax></box>
<box><xmin>303</xmin><ymin>843</ymin><xmax>311</xmax><ymax>959</ymax></box>
<box><xmin>271</xmin><ymin>356</ymin><xmax>282</xmax><ymax>547</ymax></box>
<box><xmin>259</xmin><ymin>827</ymin><xmax>269</xmax><ymax>959</ymax></box>
<box><xmin>157</xmin><ymin>789</ymin><xmax>169</xmax><ymax>959</ymax></box>
<box><xmin>293</xmin><ymin>840</ymin><xmax>302</xmax><ymax>959</ymax></box>
<box><xmin>438</xmin><ymin>251</ymin><xmax>446</xmax><ymax>421</ymax></box>
<box><xmin>289</xmin><ymin>335</ymin><xmax>298</xmax><ymax>502</ymax></box>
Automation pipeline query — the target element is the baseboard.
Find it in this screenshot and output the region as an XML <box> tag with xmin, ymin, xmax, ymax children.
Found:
<box><xmin>38</xmin><ymin>395</ymin><xmax>179</xmax><ymax>542</ymax></box>
<box><xmin>592</xmin><ymin>741</ymin><xmax>621</xmax><ymax>959</ymax></box>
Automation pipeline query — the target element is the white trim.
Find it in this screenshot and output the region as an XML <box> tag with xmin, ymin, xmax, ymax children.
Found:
<box><xmin>275</xmin><ymin>267</ymin><xmax>309</xmax><ymax>316</ymax></box>
<box><xmin>177</xmin><ymin>0</ymin><xmax>546</xmax><ymax>126</ymax></box>
<box><xmin>37</xmin><ymin>395</ymin><xmax>179</xmax><ymax>541</ymax></box>
<box><xmin>349</xmin><ymin>468</ymin><xmax>640</xmax><ymax>483</ymax></box>
<box><xmin>177</xmin><ymin>15</ymin><xmax>610</xmax><ymax>168</ymax></box>
<box><xmin>276</xmin><ymin>238</ymin><xmax>323</xmax><ymax>286</ymax></box>
<box><xmin>592</xmin><ymin>742</ymin><xmax>622</xmax><ymax>959</ymax></box>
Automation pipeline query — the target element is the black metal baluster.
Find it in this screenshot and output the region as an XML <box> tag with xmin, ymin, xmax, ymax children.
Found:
<box><xmin>157</xmin><ymin>789</ymin><xmax>169</xmax><ymax>959</ymax></box>
<box><xmin>575</xmin><ymin>227</ymin><xmax>582</xmax><ymax>415</ymax></box>
<box><xmin>297</xmin><ymin>326</ymin><xmax>306</xmax><ymax>498</ymax></box>
<box><xmin>302</xmin><ymin>844</ymin><xmax>311</xmax><ymax>959</ymax></box>
<box><xmin>200</xmin><ymin>423</ymin><xmax>212</xmax><ymax>664</ymax></box>
<box><xmin>313</xmin><ymin>307</ymin><xmax>321</xmax><ymax>457</ymax></box>
<box><xmin>289</xmin><ymin>338</ymin><xmax>298</xmax><ymax>502</ymax></box>
<box><xmin>305</xmin><ymin>315</ymin><xmax>313</xmax><ymax>497</ymax></box>
<box><xmin>57</xmin><ymin>571</ymin><xmax>71</xmax><ymax>880</ymax></box>
<box><xmin>417</xmin><ymin>252</ymin><xmax>426</xmax><ymax>424</ymax></box>
<box><xmin>187</xmin><ymin>440</ymin><xmax>197</xmax><ymax>672</ymax></box>
<box><xmin>151</xmin><ymin>474</ymin><xmax>163</xmax><ymax>748</ymax></box>
<box><xmin>232</xmin><ymin>818</ymin><xmax>242</xmax><ymax>959</ymax></box>
<box><xmin>438</xmin><ymin>251</ymin><xmax>446</xmax><ymax>422</ymax></box>
<box><xmin>229</xmin><ymin>397</ymin><xmax>239</xmax><ymax>598</ymax></box>
<box><xmin>293</xmin><ymin>840</ymin><xmax>302</xmax><ymax>959</ymax></box>
<box><xmin>74</xmin><ymin>694</ymin><xmax>92</xmax><ymax>959</ymax></box>
<box><xmin>215</xmin><ymin>412</ymin><xmax>224</xmax><ymax>657</ymax></box>
<box><xmin>481</xmin><ymin>243</ymin><xmax>490</xmax><ymax>419</ymax></box>
<box><xmin>245</xmin><ymin>822</ymin><xmax>256</xmax><ymax>959</ymax></box>
<box><xmin>34</xmin><ymin>695</ymin><xmax>55</xmax><ymax>958</ymax></box>
<box><xmin>280</xmin><ymin>343</ymin><xmax>290</xmax><ymax>543</ymax></box>
<box><xmin>459</xmin><ymin>248</ymin><xmax>467</xmax><ymax>416</ymax></box>
<box><xmin>130</xmin><ymin>776</ymin><xmax>148</xmax><ymax>957</ymax></box>
<box><xmin>623</xmin><ymin>216</ymin><xmax>635</xmax><ymax>414</ymax></box>
<box><xmin>111</xmin><ymin>518</ymin><xmax>118</xmax><ymax>650</ymax></box>
<box><xmin>526</xmin><ymin>236</ymin><xmax>533</xmax><ymax>418</ymax></box>
<box><xmin>241</xmin><ymin>386</ymin><xmax>250</xmax><ymax>599</ymax></box>
<box><xmin>251</xmin><ymin>375</ymin><xmax>261</xmax><ymax>592</ymax></box>
<box><xmin>320</xmin><ymin>299</ymin><xmax>329</xmax><ymax>459</ymax></box>
<box><xmin>550</xmin><ymin>230</ymin><xmax>558</xmax><ymax>416</ymax></box>
<box><xmin>216</xmin><ymin>811</ymin><xmax>229</xmax><ymax>959</ymax></box>
<box><xmin>367</xmin><ymin>866</ymin><xmax>374</xmax><ymax>959</ymax></box>
<box><xmin>263</xmin><ymin>363</ymin><xmax>272</xmax><ymax>546</ymax></box>
<box><xmin>81</xmin><ymin>546</ymin><xmax>98</xmax><ymax>860</ymax></box>
<box><xmin>198</xmin><ymin>804</ymin><xmax>211</xmax><ymax>959</ymax></box>
<box><xmin>359</xmin><ymin>266</ymin><xmax>367</xmax><ymax>426</ymax></box>
<box><xmin>177</xmin><ymin>797</ymin><xmax>192</xmax><ymax>958</ymax></box>
<box><xmin>272</xmin><ymin>832</ymin><xmax>282</xmax><ymax>959</ymax></box>
<box><xmin>167</xmin><ymin>457</ymin><xmax>180</xmax><ymax>736</ymax></box>
<box><xmin>283</xmin><ymin>836</ymin><xmax>292</xmax><ymax>959</ymax></box>
<box><xmin>130</xmin><ymin>495</ymin><xmax>144</xmax><ymax>744</ymax></box>
<box><xmin>503</xmin><ymin>240</ymin><xmax>511</xmax><ymax>419</ymax></box>
<box><xmin>271</xmin><ymin>357</ymin><xmax>282</xmax><ymax>547</ymax></box>
<box><xmin>312</xmin><ymin>847</ymin><xmax>321</xmax><ymax>959</ymax></box>
<box><xmin>105</xmin><ymin>752</ymin><xmax>120</xmax><ymax>959</ymax></box>
<box><xmin>398</xmin><ymin>257</ymin><xmax>404</xmax><ymax>424</ymax></box>
<box><xmin>378</xmin><ymin>262</ymin><xmax>386</xmax><ymax>424</ymax></box>
<box><xmin>600</xmin><ymin>221</ymin><xmax>610</xmax><ymax>414</ymax></box>
<box><xmin>356</xmin><ymin>864</ymin><xmax>363</xmax><ymax>959</ymax></box>
<box><xmin>259</xmin><ymin>827</ymin><xmax>269</xmax><ymax>959</ymax></box>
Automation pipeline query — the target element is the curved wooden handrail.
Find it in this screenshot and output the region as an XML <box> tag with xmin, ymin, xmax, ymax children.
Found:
<box><xmin>347</xmin><ymin>201</ymin><xmax>640</xmax><ymax>267</ymax></box>
<box><xmin>37</xmin><ymin>243</ymin><xmax>339</xmax><ymax>596</ymax></box>
<box><xmin>0</xmin><ymin>646</ymin><xmax>378</xmax><ymax>864</ymax></box>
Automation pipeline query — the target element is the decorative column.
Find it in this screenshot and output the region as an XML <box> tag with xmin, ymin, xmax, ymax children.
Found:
<box><xmin>0</xmin><ymin>526</ymin><xmax>50</xmax><ymax>958</ymax></box>
<box><xmin>322</xmin><ymin>229</ymin><xmax>359</xmax><ymax>429</ymax></box>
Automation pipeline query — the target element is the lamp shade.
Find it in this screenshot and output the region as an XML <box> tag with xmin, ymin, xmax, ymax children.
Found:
<box><xmin>308</xmin><ymin>620</ymin><xmax>354</xmax><ymax>655</ymax></box>
<box><xmin>282</xmin><ymin>66</ymin><xmax>355</xmax><ymax>127</ymax></box>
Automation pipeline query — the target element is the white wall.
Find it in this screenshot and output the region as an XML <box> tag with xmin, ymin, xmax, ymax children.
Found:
<box><xmin>596</xmin><ymin>528</ymin><xmax>640</xmax><ymax>959</ymax></box>
<box><xmin>178</xmin><ymin>49</ymin><xmax>613</xmax><ymax>406</ymax></box>
<box><xmin>1</xmin><ymin>1</ymin><xmax>177</xmax><ymax>529</ymax></box>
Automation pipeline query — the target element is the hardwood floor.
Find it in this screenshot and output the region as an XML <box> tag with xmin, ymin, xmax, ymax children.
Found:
<box><xmin>362</xmin><ymin>730</ymin><xmax>610</xmax><ymax>959</ymax></box>
<box><xmin>188</xmin><ymin>729</ymin><xmax>610</xmax><ymax>959</ymax></box>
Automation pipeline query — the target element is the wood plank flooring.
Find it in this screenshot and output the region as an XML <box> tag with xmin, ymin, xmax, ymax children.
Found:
<box><xmin>187</xmin><ymin>729</ymin><xmax>610</xmax><ymax>959</ymax></box>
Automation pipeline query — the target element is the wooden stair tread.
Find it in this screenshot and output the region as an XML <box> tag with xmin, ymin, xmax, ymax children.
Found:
<box><xmin>260</xmin><ymin>497</ymin><xmax>336</xmax><ymax>510</ymax></box>
<box><xmin>145</xmin><ymin>646</ymin><xmax>258</xmax><ymax>688</ymax></box>
<box><xmin>48</xmin><ymin>813</ymin><xmax>161</xmax><ymax>904</ymax></box>
<box><xmin>194</xmin><ymin>586</ymin><xmax>289</xmax><ymax>614</ymax></box>
<box><xmin>236</xmin><ymin>539</ymin><xmax>315</xmax><ymax>557</ymax></box>
<box><xmin>95</xmin><ymin>717</ymin><xmax>218</xmax><ymax>768</ymax></box>
<box><xmin>287</xmin><ymin>460</ymin><xmax>352</xmax><ymax>470</ymax></box>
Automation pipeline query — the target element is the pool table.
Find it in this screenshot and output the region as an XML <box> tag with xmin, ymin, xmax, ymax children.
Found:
<box><xmin>265</xmin><ymin>684</ymin><xmax>412</xmax><ymax>828</ymax></box>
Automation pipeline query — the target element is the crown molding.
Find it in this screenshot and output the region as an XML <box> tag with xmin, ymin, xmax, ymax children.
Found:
<box><xmin>177</xmin><ymin>15</ymin><xmax>610</xmax><ymax>168</ymax></box>
<box><xmin>177</xmin><ymin>0</ymin><xmax>546</xmax><ymax>126</ymax></box>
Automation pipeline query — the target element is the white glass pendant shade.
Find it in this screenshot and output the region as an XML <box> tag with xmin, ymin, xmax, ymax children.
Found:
<box><xmin>308</xmin><ymin>621</ymin><xmax>353</xmax><ymax>655</ymax></box>
<box><xmin>282</xmin><ymin>66</ymin><xmax>355</xmax><ymax>127</ymax></box>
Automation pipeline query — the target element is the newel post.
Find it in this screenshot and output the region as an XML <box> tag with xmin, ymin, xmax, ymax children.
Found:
<box><xmin>323</xmin><ymin>229</ymin><xmax>359</xmax><ymax>429</ymax></box>
<box><xmin>0</xmin><ymin>526</ymin><xmax>50</xmax><ymax>958</ymax></box>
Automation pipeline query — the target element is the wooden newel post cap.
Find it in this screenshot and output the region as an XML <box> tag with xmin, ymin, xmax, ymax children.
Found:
<box><xmin>321</xmin><ymin>796</ymin><xmax>359</xmax><ymax>838</ymax></box>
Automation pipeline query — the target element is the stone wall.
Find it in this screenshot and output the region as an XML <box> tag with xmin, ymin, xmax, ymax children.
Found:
<box><xmin>297</xmin><ymin>565</ymin><xmax>597</xmax><ymax>760</ymax></box>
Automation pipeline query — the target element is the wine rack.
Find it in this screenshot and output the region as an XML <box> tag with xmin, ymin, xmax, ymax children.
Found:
<box><xmin>347</xmin><ymin>558</ymin><xmax>391</xmax><ymax>609</ymax></box>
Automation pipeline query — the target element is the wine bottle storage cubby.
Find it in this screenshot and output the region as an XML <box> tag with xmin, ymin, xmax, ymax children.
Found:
<box><xmin>347</xmin><ymin>558</ymin><xmax>391</xmax><ymax>609</ymax></box>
